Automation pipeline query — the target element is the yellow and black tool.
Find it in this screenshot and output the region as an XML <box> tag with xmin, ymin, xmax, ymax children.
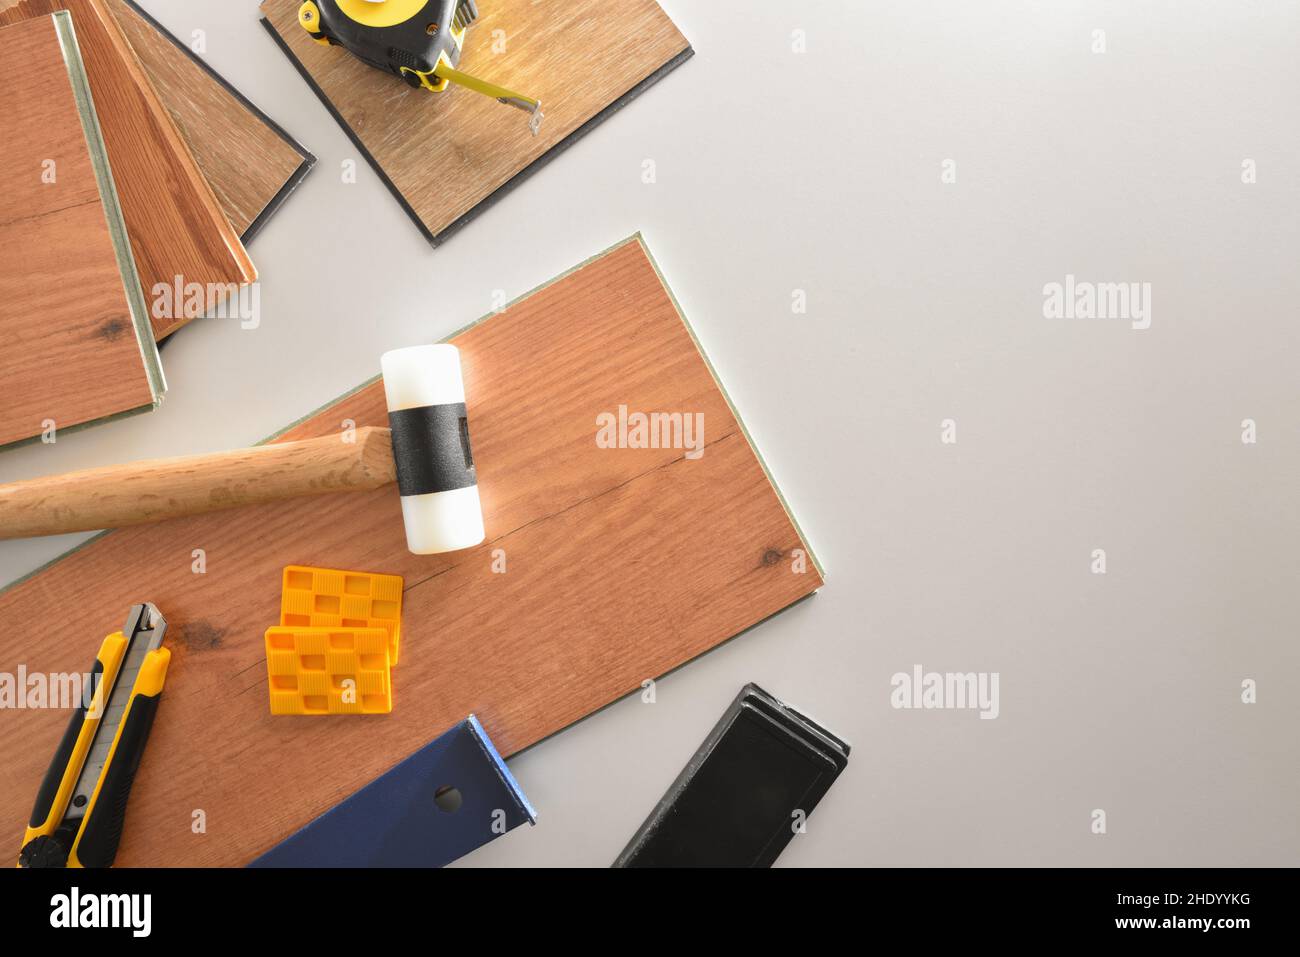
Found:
<box><xmin>18</xmin><ymin>604</ymin><xmax>170</xmax><ymax>868</ymax></box>
<box><xmin>298</xmin><ymin>0</ymin><xmax>544</xmax><ymax>135</ymax></box>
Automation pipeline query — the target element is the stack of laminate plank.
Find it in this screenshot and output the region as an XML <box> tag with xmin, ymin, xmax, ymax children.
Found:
<box><xmin>0</xmin><ymin>0</ymin><xmax>311</xmax><ymax>448</ymax></box>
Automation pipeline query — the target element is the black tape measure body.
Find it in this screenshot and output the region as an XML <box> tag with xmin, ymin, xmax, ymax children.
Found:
<box><xmin>310</xmin><ymin>0</ymin><xmax>479</xmax><ymax>88</ymax></box>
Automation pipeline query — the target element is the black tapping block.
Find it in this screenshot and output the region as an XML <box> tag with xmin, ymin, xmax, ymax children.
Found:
<box><xmin>614</xmin><ymin>683</ymin><xmax>849</xmax><ymax>868</ymax></box>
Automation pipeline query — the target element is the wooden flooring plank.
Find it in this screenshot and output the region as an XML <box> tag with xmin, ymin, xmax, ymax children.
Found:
<box><xmin>0</xmin><ymin>237</ymin><xmax>821</xmax><ymax>866</ymax></box>
<box><xmin>0</xmin><ymin>0</ymin><xmax>256</xmax><ymax>340</ymax></box>
<box><xmin>260</xmin><ymin>0</ymin><xmax>691</xmax><ymax>245</ymax></box>
<box><xmin>0</xmin><ymin>14</ymin><xmax>162</xmax><ymax>448</ymax></box>
<box><xmin>104</xmin><ymin>0</ymin><xmax>314</xmax><ymax>242</ymax></box>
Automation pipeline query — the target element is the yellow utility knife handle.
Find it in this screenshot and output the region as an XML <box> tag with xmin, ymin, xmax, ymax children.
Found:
<box><xmin>18</xmin><ymin>633</ymin><xmax>128</xmax><ymax>862</ymax></box>
<box><xmin>67</xmin><ymin>647</ymin><xmax>170</xmax><ymax>868</ymax></box>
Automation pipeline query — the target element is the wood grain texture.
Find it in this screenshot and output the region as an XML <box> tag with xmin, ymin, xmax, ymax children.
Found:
<box><xmin>103</xmin><ymin>0</ymin><xmax>311</xmax><ymax>239</ymax></box>
<box><xmin>261</xmin><ymin>0</ymin><xmax>690</xmax><ymax>243</ymax></box>
<box><xmin>0</xmin><ymin>427</ymin><xmax>397</xmax><ymax>539</ymax></box>
<box><xmin>0</xmin><ymin>15</ymin><xmax>157</xmax><ymax>448</ymax></box>
<box><xmin>0</xmin><ymin>0</ymin><xmax>256</xmax><ymax>340</ymax></box>
<box><xmin>0</xmin><ymin>237</ymin><xmax>821</xmax><ymax>866</ymax></box>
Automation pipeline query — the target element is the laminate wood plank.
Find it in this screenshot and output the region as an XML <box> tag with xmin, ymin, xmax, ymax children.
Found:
<box><xmin>0</xmin><ymin>14</ymin><xmax>161</xmax><ymax>448</ymax></box>
<box><xmin>103</xmin><ymin>0</ymin><xmax>313</xmax><ymax>240</ymax></box>
<box><xmin>0</xmin><ymin>237</ymin><xmax>821</xmax><ymax>866</ymax></box>
<box><xmin>261</xmin><ymin>0</ymin><xmax>691</xmax><ymax>244</ymax></box>
<box><xmin>0</xmin><ymin>0</ymin><xmax>256</xmax><ymax>340</ymax></box>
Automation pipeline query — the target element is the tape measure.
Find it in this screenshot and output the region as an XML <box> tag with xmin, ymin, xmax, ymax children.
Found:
<box><xmin>298</xmin><ymin>0</ymin><xmax>543</xmax><ymax>134</ymax></box>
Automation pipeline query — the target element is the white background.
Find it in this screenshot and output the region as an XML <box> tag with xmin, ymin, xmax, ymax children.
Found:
<box><xmin>2</xmin><ymin>1</ymin><xmax>1297</xmax><ymax>866</ymax></box>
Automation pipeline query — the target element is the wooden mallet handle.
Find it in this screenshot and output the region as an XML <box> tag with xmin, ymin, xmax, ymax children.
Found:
<box><xmin>0</xmin><ymin>427</ymin><xmax>396</xmax><ymax>540</ymax></box>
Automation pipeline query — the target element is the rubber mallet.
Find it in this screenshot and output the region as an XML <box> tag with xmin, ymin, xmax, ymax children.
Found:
<box><xmin>0</xmin><ymin>345</ymin><xmax>485</xmax><ymax>555</ymax></box>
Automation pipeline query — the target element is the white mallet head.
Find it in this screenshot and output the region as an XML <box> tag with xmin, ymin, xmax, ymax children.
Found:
<box><xmin>380</xmin><ymin>344</ymin><xmax>486</xmax><ymax>555</ymax></box>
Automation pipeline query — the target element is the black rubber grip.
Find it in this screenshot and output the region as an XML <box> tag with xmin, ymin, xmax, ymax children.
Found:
<box><xmin>28</xmin><ymin>659</ymin><xmax>103</xmax><ymax>829</ymax></box>
<box><xmin>75</xmin><ymin>691</ymin><xmax>161</xmax><ymax>868</ymax></box>
<box><xmin>388</xmin><ymin>402</ymin><xmax>477</xmax><ymax>496</ymax></box>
